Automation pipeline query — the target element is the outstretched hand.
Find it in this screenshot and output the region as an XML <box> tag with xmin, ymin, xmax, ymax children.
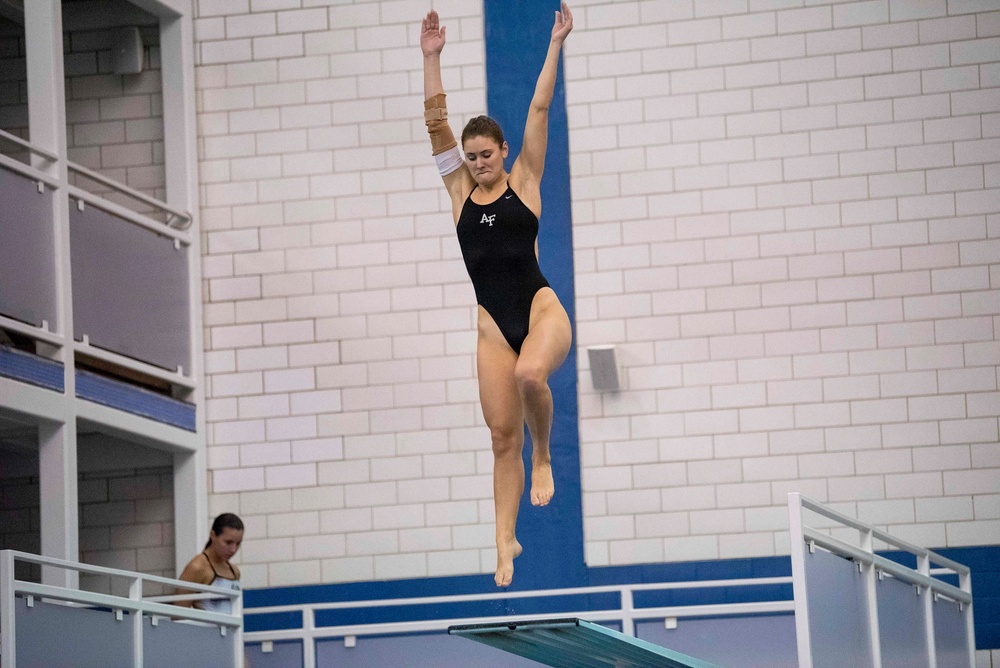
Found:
<box><xmin>421</xmin><ymin>10</ymin><xmax>446</xmax><ymax>57</ymax></box>
<box><xmin>551</xmin><ymin>2</ymin><xmax>573</xmax><ymax>44</ymax></box>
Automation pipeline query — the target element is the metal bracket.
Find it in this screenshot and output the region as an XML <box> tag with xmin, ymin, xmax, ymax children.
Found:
<box><xmin>151</xmin><ymin>615</ymin><xmax>159</xmax><ymax>626</ymax></box>
<box><xmin>77</xmin><ymin>198</ymin><xmax>85</xmax><ymax>212</ymax></box>
<box><xmin>877</xmin><ymin>570</ymin><xmax>884</xmax><ymax>581</ymax></box>
<box><xmin>26</xmin><ymin>595</ymin><xmax>34</xmax><ymax>608</ymax></box>
<box><xmin>345</xmin><ymin>636</ymin><xmax>357</xmax><ymax>648</ymax></box>
<box><xmin>261</xmin><ymin>641</ymin><xmax>274</xmax><ymax>654</ymax></box>
<box><xmin>807</xmin><ymin>540</ymin><xmax>815</xmax><ymax>554</ymax></box>
<box><xmin>220</xmin><ymin>626</ymin><xmax>227</xmax><ymax>637</ymax></box>
<box><xmin>115</xmin><ymin>609</ymin><xmax>124</xmax><ymax>621</ymax></box>
<box><xmin>664</xmin><ymin>617</ymin><xmax>678</xmax><ymax>630</ymax></box>
<box><xmin>37</xmin><ymin>180</ymin><xmax>45</xmax><ymax>193</ymax></box>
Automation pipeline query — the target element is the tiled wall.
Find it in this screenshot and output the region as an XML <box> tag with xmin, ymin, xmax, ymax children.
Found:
<box><xmin>193</xmin><ymin>0</ymin><xmax>998</xmax><ymax>588</ymax></box>
<box><xmin>195</xmin><ymin>0</ymin><xmax>489</xmax><ymax>588</ymax></box>
<box><xmin>567</xmin><ymin>0</ymin><xmax>1000</xmax><ymax>565</ymax></box>
<box><xmin>78</xmin><ymin>466</ymin><xmax>175</xmax><ymax>595</ymax></box>
<box><xmin>63</xmin><ymin>23</ymin><xmax>166</xmax><ymax>207</ymax></box>
<box><xmin>0</xmin><ymin>474</ymin><xmax>41</xmax><ymax>582</ymax></box>
<box><xmin>0</xmin><ymin>16</ymin><xmax>27</xmax><ymax>138</ymax></box>
<box><xmin>0</xmin><ymin>14</ymin><xmax>164</xmax><ymax>204</ymax></box>
<box><xmin>0</xmin><ymin>467</ymin><xmax>174</xmax><ymax>593</ymax></box>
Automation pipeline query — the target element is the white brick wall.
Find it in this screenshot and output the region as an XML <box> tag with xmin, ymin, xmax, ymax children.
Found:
<box><xmin>196</xmin><ymin>0</ymin><xmax>488</xmax><ymax>587</ymax></box>
<box><xmin>65</xmin><ymin>25</ymin><xmax>166</xmax><ymax>208</ymax></box>
<box><xmin>0</xmin><ymin>467</ymin><xmax>175</xmax><ymax>594</ymax></box>
<box><xmin>193</xmin><ymin>0</ymin><xmax>1000</xmax><ymax>587</ymax></box>
<box><xmin>568</xmin><ymin>0</ymin><xmax>1000</xmax><ymax>567</ymax></box>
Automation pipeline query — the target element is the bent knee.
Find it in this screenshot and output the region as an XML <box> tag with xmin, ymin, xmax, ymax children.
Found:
<box><xmin>514</xmin><ymin>362</ymin><xmax>548</xmax><ymax>397</ymax></box>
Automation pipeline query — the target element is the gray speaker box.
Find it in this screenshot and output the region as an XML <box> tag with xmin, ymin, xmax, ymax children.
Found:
<box><xmin>587</xmin><ymin>345</ymin><xmax>620</xmax><ymax>392</ymax></box>
<box><xmin>112</xmin><ymin>26</ymin><xmax>143</xmax><ymax>75</ymax></box>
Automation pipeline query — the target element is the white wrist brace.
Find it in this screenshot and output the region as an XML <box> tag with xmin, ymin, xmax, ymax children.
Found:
<box><xmin>435</xmin><ymin>145</ymin><xmax>464</xmax><ymax>176</ymax></box>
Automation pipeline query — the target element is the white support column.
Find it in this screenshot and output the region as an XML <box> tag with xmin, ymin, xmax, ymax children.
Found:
<box><xmin>25</xmin><ymin>0</ymin><xmax>78</xmax><ymax>590</ymax></box>
<box><xmin>23</xmin><ymin>0</ymin><xmax>71</xmax><ymax>351</ymax></box>
<box><xmin>918</xmin><ymin>554</ymin><xmax>938</xmax><ymax>668</ymax></box>
<box><xmin>787</xmin><ymin>493</ymin><xmax>813</xmax><ymax>668</ymax></box>
<box><xmin>173</xmin><ymin>450</ymin><xmax>207</xmax><ymax>575</ymax></box>
<box><xmin>161</xmin><ymin>3</ymin><xmax>207</xmax><ymax>572</ymax></box>
<box><xmin>38</xmin><ymin>421</ymin><xmax>79</xmax><ymax>588</ymax></box>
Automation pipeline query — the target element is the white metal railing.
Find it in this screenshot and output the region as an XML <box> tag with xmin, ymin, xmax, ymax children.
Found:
<box><xmin>788</xmin><ymin>492</ymin><xmax>975</xmax><ymax>668</ymax></box>
<box><xmin>243</xmin><ymin>576</ymin><xmax>795</xmax><ymax>668</ymax></box>
<box><xmin>67</xmin><ymin>161</ymin><xmax>192</xmax><ymax>231</ymax></box>
<box><xmin>0</xmin><ymin>127</ymin><xmax>192</xmax><ymax>238</ymax></box>
<box><xmin>76</xmin><ymin>334</ymin><xmax>196</xmax><ymax>389</ymax></box>
<box><xmin>0</xmin><ymin>128</ymin><xmax>58</xmax><ymax>162</ymax></box>
<box><xmin>0</xmin><ymin>550</ymin><xmax>243</xmax><ymax>668</ymax></box>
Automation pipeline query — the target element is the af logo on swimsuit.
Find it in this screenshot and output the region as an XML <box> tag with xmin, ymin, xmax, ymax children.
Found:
<box><xmin>480</xmin><ymin>213</ymin><xmax>496</xmax><ymax>226</ymax></box>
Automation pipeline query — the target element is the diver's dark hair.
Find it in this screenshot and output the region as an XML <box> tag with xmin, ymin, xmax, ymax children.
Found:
<box><xmin>462</xmin><ymin>115</ymin><xmax>505</xmax><ymax>149</ymax></box>
<box><xmin>204</xmin><ymin>513</ymin><xmax>243</xmax><ymax>550</ymax></box>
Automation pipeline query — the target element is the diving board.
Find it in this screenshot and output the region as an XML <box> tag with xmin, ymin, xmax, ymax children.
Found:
<box><xmin>448</xmin><ymin>618</ymin><xmax>721</xmax><ymax>668</ymax></box>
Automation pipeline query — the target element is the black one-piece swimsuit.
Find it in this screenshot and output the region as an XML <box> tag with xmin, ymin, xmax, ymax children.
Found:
<box><xmin>456</xmin><ymin>185</ymin><xmax>550</xmax><ymax>354</ymax></box>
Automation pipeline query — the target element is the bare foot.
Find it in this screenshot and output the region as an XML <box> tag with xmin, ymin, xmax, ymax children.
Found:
<box><xmin>530</xmin><ymin>461</ymin><xmax>554</xmax><ymax>506</ymax></box>
<box><xmin>495</xmin><ymin>537</ymin><xmax>522</xmax><ymax>587</ymax></box>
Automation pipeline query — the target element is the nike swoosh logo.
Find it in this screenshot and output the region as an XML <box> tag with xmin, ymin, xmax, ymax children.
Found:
<box><xmin>505</xmin><ymin>194</ymin><xmax>512</xmax><ymax>199</ymax></box>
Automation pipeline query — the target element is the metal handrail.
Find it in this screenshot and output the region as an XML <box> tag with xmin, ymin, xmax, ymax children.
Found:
<box><xmin>68</xmin><ymin>161</ymin><xmax>192</xmax><ymax>230</ymax></box>
<box><xmin>802</xmin><ymin>528</ymin><xmax>971</xmax><ymax>604</ymax></box>
<box><xmin>0</xmin><ymin>152</ymin><xmax>61</xmax><ymax>188</ymax></box>
<box><xmin>75</xmin><ymin>337</ymin><xmax>195</xmax><ymax>388</ymax></box>
<box><xmin>1</xmin><ymin>550</ymin><xmax>243</xmax><ymax>668</ymax></box>
<box><xmin>243</xmin><ymin>575</ymin><xmax>795</xmax><ymax>668</ymax></box>
<box><xmin>790</xmin><ymin>493</ymin><xmax>975</xmax><ymax>668</ymax></box>
<box><xmin>798</xmin><ymin>495</ymin><xmax>970</xmax><ymax>576</ymax></box>
<box><xmin>0</xmin><ymin>314</ymin><xmax>64</xmax><ymax>348</ymax></box>
<box><xmin>0</xmin><ymin>128</ymin><xmax>58</xmax><ymax>161</ymax></box>
<box><xmin>244</xmin><ymin>575</ymin><xmax>794</xmax><ymax>616</ymax></box>
<box><xmin>69</xmin><ymin>186</ymin><xmax>192</xmax><ymax>245</ymax></box>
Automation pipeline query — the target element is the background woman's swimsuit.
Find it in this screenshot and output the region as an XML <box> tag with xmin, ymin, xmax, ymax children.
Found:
<box><xmin>199</xmin><ymin>551</ymin><xmax>241</xmax><ymax>614</ymax></box>
<box><xmin>457</xmin><ymin>185</ymin><xmax>550</xmax><ymax>354</ymax></box>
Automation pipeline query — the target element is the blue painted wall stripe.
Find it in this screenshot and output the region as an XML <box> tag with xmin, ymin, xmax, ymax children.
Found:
<box><xmin>482</xmin><ymin>0</ymin><xmax>585</xmax><ymax>591</ymax></box>
<box><xmin>0</xmin><ymin>345</ymin><xmax>65</xmax><ymax>392</ymax></box>
<box><xmin>76</xmin><ymin>369</ymin><xmax>197</xmax><ymax>431</ymax></box>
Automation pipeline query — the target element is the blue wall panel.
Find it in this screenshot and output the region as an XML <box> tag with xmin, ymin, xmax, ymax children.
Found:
<box><xmin>482</xmin><ymin>0</ymin><xmax>585</xmax><ymax>592</ymax></box>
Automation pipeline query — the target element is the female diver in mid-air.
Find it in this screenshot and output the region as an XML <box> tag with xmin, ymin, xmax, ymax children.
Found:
<box><xmin>420</xmin><ymin>3</ymin><xmax>574</xmax><ymax>587</ymax></box>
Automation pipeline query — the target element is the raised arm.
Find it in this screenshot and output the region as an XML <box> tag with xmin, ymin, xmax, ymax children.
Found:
<box><xmin>421</xmin><ymin>11</ymin><xmax>472</xmax><ymax>215</ymax></box>
<box><xmin>513</xmin><ymin>3</ymin><xmax>573</xmax><ymax>192</ymax></box>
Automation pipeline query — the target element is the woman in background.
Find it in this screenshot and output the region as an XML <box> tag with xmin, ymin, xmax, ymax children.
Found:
<box><xmin>176</xmin><ymin>512</ymin><xmax>243</xmax><ymax>614</ymax></box>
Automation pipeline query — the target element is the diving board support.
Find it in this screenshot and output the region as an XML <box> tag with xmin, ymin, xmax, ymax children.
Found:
<box><xmin>448</xmin><ymin>617</ymin><xmax>720</xmax><ymax>668</ymax></box>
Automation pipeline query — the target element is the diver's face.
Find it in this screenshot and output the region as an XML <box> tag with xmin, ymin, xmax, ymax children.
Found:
<box><xmin>464</xmin><ymin>135</ymin><xmax>508</xmax><ymax>185</ymax></box>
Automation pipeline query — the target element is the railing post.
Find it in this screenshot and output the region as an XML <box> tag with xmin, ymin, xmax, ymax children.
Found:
<box><xmin>859</xmin><ymin>527</ymin><xmax>882</xmax><ymax>668</ymax></box>
<box><xmin>130</xmin><ymin>575</ymin><xmax>144</xmax><ymax>668</ymax></box>
<box><xmin>917</xmin><ymin>554</ymin><xmax>937</xmax><ymax>668</ymax></box>
<box><xmin>620</xmin><ymin>588</ymin><xmax>635</xmax><ymax>637</ymax></box>
<box><xmin>1</xmin><ymin>550</ymin><xmax>17</xmax><ymax>667</ymax></box>
<box><xmin>303</xmin><ymin>607</ymin><xmax>317</xmax><ymax>668</ymax></box>
<box><xmin>960</xmin><ymin>570</ymin><xmax>975</xmax><ymax>668</ymax></box>
<box><xmin>234</xmin><ymin>589</ymin><xmax>244</xmax><ymax>668</ymax></box>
